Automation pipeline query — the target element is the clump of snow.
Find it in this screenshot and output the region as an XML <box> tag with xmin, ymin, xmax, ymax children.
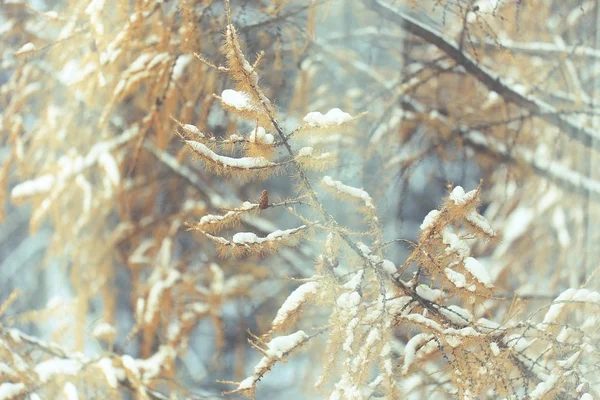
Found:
<box><xmin>464</xmin><ymin>257</ymin><xmax>493</xmax><ymax>288</ymax></box>
<box><xmin>144</xmin><ymin>269</ymin><xmax>181</xmax><ymax>324</ymax></box>
<box><xmin>11</xmin><ymin>174</ymin><xmax>55</xmax><ymax>200</ymax></box>
<box><xmin>541</xmin><ymin>288</ymin><xmax>600</xmax><ymax>327</ymax></box>
<box><xmin>402</xmin><ymin>333</ymin><xmax>435</xmax><ymax>375</ymax></box>
<box><xmin>445</xmin><ymin>268</ymin><xmax>466</xmax><ymax>288</ymax></box>
<box><xmin>63</xmin><ymin>382</ymin><xmax>78</xmax><ymax>400</ymax></box>
<box><xmin>134</xmin><ymin>345</ymin><xmax>176</xmax><ymax>382</ymax></box>
<box><xmin>449</xmin><ymin>186</ymin><xmax>477</xmax><ymax>205</ymax></box>
<box><xmin>97</xmin><ymin>358</ymin><xmax>120</xmax><ymax>388</ymax></box>
<box><xmin>490</xmin><ymin>342</ymin><xmax>501</xmax><ymax>356</ymax></box>
<box><xmin>303</xmin><ymin>108</ymin><xmax>353</xmax><ymax>127</ymax></box>
<box><xmin>237</xmin><ymin>376</ymin><xmax>256</xmax><ymax>390</ymax></box>
<box><xmin>200</xmin><ymin>211</ymin><xmax>235</xmax><ymax>225</ymax></box>
<box><xmin>465</xmin><ymin>211</ymin><xmax>496</xmax><ymax>237</ymax></box>
<box><xmin>248</xmin><ymin>126</ymin><xmax>274</xmax><ymax>145</ymax></box>
<box><xmin>172</xmin><ymin>54</ymin><xmax>193</xmax><ymax>81</ymax></box>
<box><xmin>266</xmin><ymin>331</ymin><xmax>308</xmax><ymax>358</ymax></box>
<box><xmin>420</xmin><ymin>210</ymin><xmax>440</xmax><ymax>231</ymax></box>
<box><xmin>269</xmin><ymin>227</ymin><xmax>303</xmax><ymax>241</ymax></box>
<box><xmin>182</xmin><ymin>124</ymin><xmax>205</xmax><ymax>138</ymax></box>
<box><xmin>221</xmin><ymin>89</ymin><xmax>252</xmax><ymax>110</ymax></box>
<box><xmin>272</xmin><ymin>281</ymin><xmax>320</xmax><ymax>328</ymax></box>
<box><xmin>35</xmin><ymin>358</ymin><xmax>82</xmax><ymax>382</ymax></box>
<box><xmin>15</xmin><ymin>42</ymin><xmax>36</xmax><ymax>55</ymax></box>
<box><xmin>93</xmin><ymin>322</ymin><xmax>117</xmax><ymax>342</ymax></box>
<box><xmin>322</xmin><ymin>176</ymin><xmax>374</xmax><ymax>210</ymax></box>
<box><xmin>231</xmin><ymin>226</ymin><xmax>306</xmax><ymax>245</ymax></box>
<box><xmin>416</xmin><ymin>284</ymin><xmax>441</xmax><ymax>302</ymax></box>
<box><xmin>381</xmin><ymin>259</ymin><xmax>397</xmax><ymax>275</ymax></box>
<box><xmin>232</xmin><ymin>232</ymin><xmax>260</xmax><ymax>244</ymax></box>
<box><xmin>439</xmin><ymin>305</ymin><xmax>473</xmax><ymax>326</ymax></box>
<box><xmin>0</xmin><ymin>383</ymin><xmax>26</xmax><ymax>400</ymax></box>
<box><xmin>186</xmin><ymin>140</ymin><xmax>274</xmax><ymax>169</ymax></box>
<box><xmin>343</xmin><ymin>271</ymin><xmax>364</xmax><ymax>290</ymax></box>
<box><xmin>443</xmin><ymin>230</ymin><xmax>470</xmax><ymax>259</ymax></box>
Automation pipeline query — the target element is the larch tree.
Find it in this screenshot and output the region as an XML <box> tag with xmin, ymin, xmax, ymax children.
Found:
<box><xmin>0</xmin><ymin>0</ymin><xmax>599</xmax><ymax>399</ymax></box>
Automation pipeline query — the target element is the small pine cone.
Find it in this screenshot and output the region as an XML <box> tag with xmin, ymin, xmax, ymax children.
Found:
<box><xmin>259</xmin><ymin>190</ymin><xmax>269</xmax><ymax>210</ymax></box>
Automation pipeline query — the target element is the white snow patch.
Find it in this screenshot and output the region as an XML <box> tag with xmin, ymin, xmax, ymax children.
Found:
<box><xmin>303</xmin><ymin>108</ymin><xmax>353</xmax><ymax>127</ymax></box>
<box><xmin>266</xmin><ymin>331</ymin><xmax>308</xmax><ymax>358</ymax></box>
<box><xmin>15</xmin><ymin>42</ymin><xmax>36</xmax><ymax>55</ymax></box>
<box><xmin>63</xmin><ymin>382</ymin><xmax>78</xmax><ymax>400</ymax></box>
<box><xmin>490</xmin><ymin>342</ymin><xmax>501</xmax><ymax>356</ymax></box>
<box><xmin>464</xmin><ymin>257</ymin><xmax>493</xmax><ymax>288</ymax></box>
<box><xmin>448</xmin><ymin>186</ymin><xmax>477</xmax><ymax>205</ymax></box>
<box><xmin>420</xmin><ymin>209</ymin><xmax>440</xmax><ymax>231</ymax></box>
<box><xmin>35</xmin><ymin>358</ymin><xmax>82</xmax><ymax>382</ymax></box>
<box><xmin>439</xmin><ymin>305</ymin><xmax>473</xmax><ymax>326</ymax></box>
<box><xmin>187</xmin><ymin>140</ymin><xmax>274</xmax><ymax>169</ymax></box>
<box><xmin>0</xmin><ymin>383</ymin><xmax>26</xmax><ymax>400</ymax></box>
<box><xmin>11</xmin><ymin>174</ymin><xmax>56</xmax><ymax>200</ymax></box>
<box><xmin>221</xmin><ymin>89</ymin><xmax>252</xmax><ymax>110</ymax></box>
<box><xmin>248</xmin><ymin>126</ymin><xmax>274</xmax><ymax>145</ymax></box>
<box><xmin>322</xmin><ymin>176</ymin><xmax>374</xmax><ymax>209</ymax></box>
<box><xmin>416</xmin><ymin>285</ymin><xmax>441</xmax><ymax>302</ymax></box>
<box><xmin>272</xmin><ymin>281</ymin><xmax>320</xmax><ymax>328</ymax></box>
<box><xmin>445</xmin><ymin>268</ymin><xmax>466</xmax><ymax>288</ymax></box>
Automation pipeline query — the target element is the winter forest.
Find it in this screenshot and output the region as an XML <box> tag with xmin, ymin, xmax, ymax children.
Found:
<box><xmin>1</xmin><ymin>0</ymin><xmax>600</xmax><ymax>399</ymax></box>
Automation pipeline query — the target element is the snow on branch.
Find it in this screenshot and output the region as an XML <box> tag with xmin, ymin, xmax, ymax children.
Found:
<box><xmin>303</xmin><ymin>108</ymin><xmax>353</xmax><ymax>127</ymax></box>
<box><xmin>185</xmin><ymin>140</ymin><xmax>279</xmax><ymax>180</ymax></box>
<box><xmin>222</xmin><ymin>24</ymin><xmax>274</xmax><ymax>115</ymax></box>
<box><xmin>298</xmin><ymin>108</ymin><xmax>364</xmax><ymax>136</ymax></box>
<box><xmin>539</xmin><ymin>288</ymin><xmax>600</xmax><ymax>328</ymax></box>
<box><xmin>201</xmin><ymin>225</ymin><xmax>310</xmax><ymax>257</ymax></box>
<box><xmin>412</xmin><ymin>185</ymin><xmax>496</xmax><ymax>301</ymax></box>
<box><xmin>322</xmin><ymin>176</ymin><xmax>376</xmax><ymax>213</ymax></box>
<box><xmin>188</xmin><ymin>201</ymin><xmax>257</xmax><ymax>234</ymax></box>
<box><xmin>270</xmin><ymin>280</ymin><xmax>321</xmax><ymax>333</ymax></box>
<box><xmin>216</xmin><ymin>89</ymin><xmax>272</xmax><ymax>127</ymax></box>
<box><xmin>226</xmin><ymin>331</ymin><xmax>310</xmax><ymax>397</ymax></box>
